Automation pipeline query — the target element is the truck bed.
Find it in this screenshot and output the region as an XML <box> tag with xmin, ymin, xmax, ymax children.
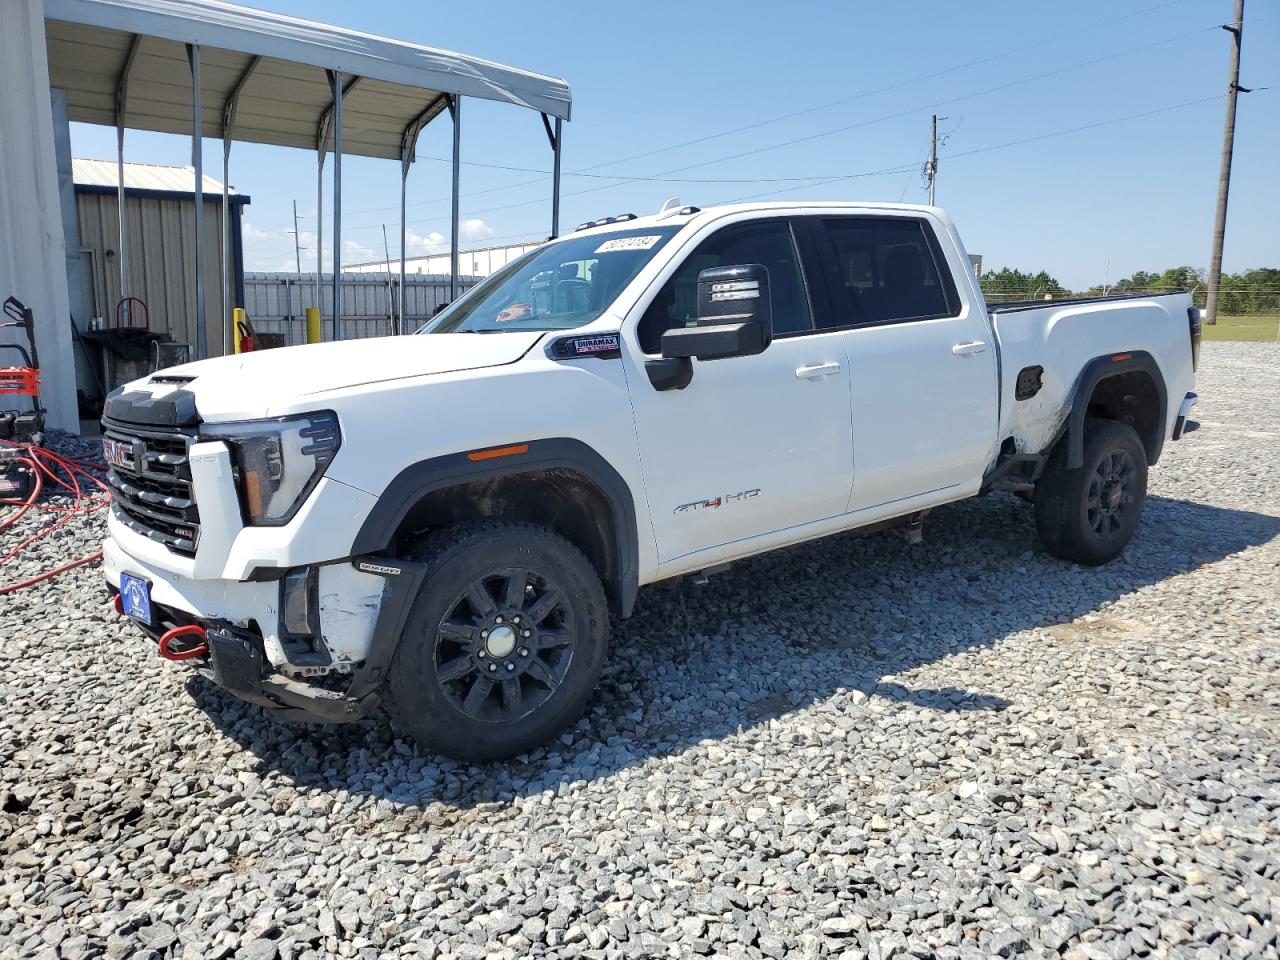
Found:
<box><xmin>988</xmin><ymin>291</ymin><xmax>1190</xmax><ymax>314</ymax></box>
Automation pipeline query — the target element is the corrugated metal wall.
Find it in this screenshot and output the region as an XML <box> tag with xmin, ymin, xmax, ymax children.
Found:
<box><xmin>243</xmin><ymin>272</ymin><xmax>481</xmax><ymax>342</ymax></box>
<box><xmin>0</xmin><ymin>0</ymin><xmax>77</xmax><ymax>431</ymax></box>
<box><xmin>75</xmin><ymin>191</ymin><xmax>232</xmax><ymax>357</ymax></box>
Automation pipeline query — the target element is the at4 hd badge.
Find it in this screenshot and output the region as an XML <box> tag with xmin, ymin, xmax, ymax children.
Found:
<box><xmin>674</xmin><ymin>488</ymin><xmax>761</xmax><ymax>515</ymax></box>
<box><xmin>546</xmin><ymin>333</ymin><xmax>622</xmax><ymax>361</ymax></box>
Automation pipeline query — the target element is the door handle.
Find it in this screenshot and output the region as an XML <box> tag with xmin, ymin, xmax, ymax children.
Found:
<box><xmin>951</xmin><ymin>341</ymin><xmax>987</xmax><ymax>356</ymax></box>
<box><xmin>795</xmin><ymin>362</ymin><xmax>842</xmax><ymax>380</ymax></box>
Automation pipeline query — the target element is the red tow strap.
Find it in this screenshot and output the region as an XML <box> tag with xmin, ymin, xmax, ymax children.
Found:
<box><xmin>157</xmin><ymin>624</ymin><xmax>209</xmax><ymax>661</ymax></box>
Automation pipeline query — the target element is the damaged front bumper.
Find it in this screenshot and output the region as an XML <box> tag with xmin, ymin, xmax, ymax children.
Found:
<box><xmin>104</xmin><ymin>536</ymin><xmax>428</xmax><ymax>723</ymax></box>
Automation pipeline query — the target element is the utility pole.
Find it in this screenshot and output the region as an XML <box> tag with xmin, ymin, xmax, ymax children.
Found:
<box><xmin>289</xmin><ymin>199</ymin><xmax>303</xmax><ymax>276</ymax></box>
<box><xmin>1205</xmin><ymin>0</ymin><xmax>1249</xmax><ymax>326</ymax></box>
<box><xmin>926</xmin><ymin>114</ymin><xmax>947</xmax><ymax>206</ymax></box>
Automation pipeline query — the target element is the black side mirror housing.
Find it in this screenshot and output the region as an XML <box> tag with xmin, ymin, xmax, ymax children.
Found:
<box><xmin>660</xmin><ymin>264</ymin><xmax>772</xmax><ymax>361</ymax></box>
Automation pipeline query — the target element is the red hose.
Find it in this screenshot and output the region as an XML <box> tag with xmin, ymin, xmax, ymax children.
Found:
<box><xmin>0</xmin><ymin>439</ymin><xmax>110</xmax><ymax>594</ymax></box>
<box><xmin>0</xmin><ymin>551</ymin><xmax>104</xmax><ymax>596</ymax></box>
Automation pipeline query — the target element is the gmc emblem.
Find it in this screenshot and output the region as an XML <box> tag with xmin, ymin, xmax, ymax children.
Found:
<box><xmin>103</xmin><ymin>437</ymin><xmax>146</xmax><ymax>475</ymax></box>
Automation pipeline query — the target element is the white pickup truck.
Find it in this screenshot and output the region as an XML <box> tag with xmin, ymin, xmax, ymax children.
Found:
<box><xmin>101</xmin><ymin>201</ymin><xmax>1201</xmax><ymax>759</ymax></box>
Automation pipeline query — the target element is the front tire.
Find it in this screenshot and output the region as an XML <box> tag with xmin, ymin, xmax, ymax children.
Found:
<box><xmin>1034</xmin><ymin>419</ymin><xmax>1148</xmax><ymax>566</ymax></box>
<box><xmin>385</xmin><ymin>521</ymin><xmax>609</xmax><ymax>761</ymax></box>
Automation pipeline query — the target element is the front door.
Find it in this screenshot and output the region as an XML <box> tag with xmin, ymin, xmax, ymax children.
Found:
<box><xmin>622</xmin><ymin>217</ymin><xmax>855</xmax><ymax>565</ymax></box>
<box><xmin>812</xmin><ymin>214</ymin><xmax>998</xmax><ymax>512</ymax></box>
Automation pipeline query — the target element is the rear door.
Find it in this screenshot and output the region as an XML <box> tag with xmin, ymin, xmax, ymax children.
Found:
<box><xmin>810</xmin><ymin>214</ymin><xmax>998</xmax><ymax>512</ymax></box>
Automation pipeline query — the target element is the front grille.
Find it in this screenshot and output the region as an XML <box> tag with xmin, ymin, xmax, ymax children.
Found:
<box><xmin>103</xmin><ymin>418</ymin><xmax>200</xmax><ymax>555</ymax></box>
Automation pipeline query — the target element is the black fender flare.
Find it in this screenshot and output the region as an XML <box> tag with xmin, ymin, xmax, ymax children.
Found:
<box><xmin>349</xmin><ymin>437</ymin><xmax>640</xmax><ymax>617</ymax></box>
<box><xmin>1061</xmin><ymin>350</ymin><xmax>1167</xmax><ymax>469</ymax></box>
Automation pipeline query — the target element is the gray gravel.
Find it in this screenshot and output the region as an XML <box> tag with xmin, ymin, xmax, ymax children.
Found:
<box><xmin>2</xmin><ymin>340</ymin><xmax>1278</xmax><ymax>960</ymax></box>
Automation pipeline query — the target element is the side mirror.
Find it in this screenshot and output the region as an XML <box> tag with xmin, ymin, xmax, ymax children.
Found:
<box><xmin>660</xmin><ymin>264</ymin><xmax>772</xmax><ymax>361</ymax></box>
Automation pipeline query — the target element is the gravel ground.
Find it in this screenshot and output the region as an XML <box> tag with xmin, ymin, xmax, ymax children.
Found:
<box><xmin>2</xmin><ymin>341</ymin><xmax>1278</xmax><ymax>960</ymax></box>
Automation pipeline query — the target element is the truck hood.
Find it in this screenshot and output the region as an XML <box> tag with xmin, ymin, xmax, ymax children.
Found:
<box><xmin>139</xmin><ymin>332</ymin><xmax>543</xmax><ymax>420</ymax></box>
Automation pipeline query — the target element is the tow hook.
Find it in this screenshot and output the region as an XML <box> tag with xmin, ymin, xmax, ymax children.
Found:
<box><xmin>158</xmin><ymin>624</ymin><xmax>209</xmax><ymax>661</ymax></box>
<box><xmin>112</xmin><ymin>593</ymin><xmax>124</xmax><ymax>616</ymax></box>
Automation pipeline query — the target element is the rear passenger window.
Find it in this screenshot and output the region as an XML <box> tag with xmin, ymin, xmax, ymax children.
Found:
<box><xmin>821</xmin><ymin>218</ymin><xmax>955</xmax><ymax>325</ymax></box>
<box><xmin>638</xmin><ymin>220</ymin><xmax>812</xmax><ymax>353</ymax></box>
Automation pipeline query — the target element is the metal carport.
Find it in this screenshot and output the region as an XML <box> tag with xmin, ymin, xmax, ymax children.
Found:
<box><xmin>43</xmin><ymin>0</ymin><xmax>572</xmax><ymax>357</ymax></box>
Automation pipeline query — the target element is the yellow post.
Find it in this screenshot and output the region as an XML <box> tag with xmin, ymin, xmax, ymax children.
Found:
<box><xmin>232</xmin><ymin>307</ymin><xmax>247</xmax><ymax>354</ymax></box>
<box><xmin>305</xmin><ymin>307</ymin><xmax>321</xmax><ymax>344</ymax></box>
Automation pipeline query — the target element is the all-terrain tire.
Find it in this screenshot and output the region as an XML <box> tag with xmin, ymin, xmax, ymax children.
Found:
<box><xmin>1034</xmin><ymin>419</ymin><xmax>1148</xmax><ymax>566</ymax></box>
<box><xmin>385</xmin><ymin>521</ymin><xmax>609</xmax><ymax>761</ymax></box>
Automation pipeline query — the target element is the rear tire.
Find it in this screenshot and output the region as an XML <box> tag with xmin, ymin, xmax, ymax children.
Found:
<box><xmin>1033</xmin><ymin>419</ymin><xmax>1148</xmax><ymax>566</ymax></box>
<box><xmin>385</xmin><ymin>521</ymin><xmax>609</xmax><ymax>761</ymax></box>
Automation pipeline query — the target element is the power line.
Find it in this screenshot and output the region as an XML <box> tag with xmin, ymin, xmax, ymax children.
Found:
<box><xmin>379</xmin><ymin>25</ymin><xmax>1221</xmax><ymax>235</ymax></box>
<box><xmin>335</xmin><ymin>0</ymin><xmax>1207</xmax><ymax>226</ymax></box>
<box><xmin>715</xmin><ymin>93</ymin><xmax>1233</xmax><ymax>205</ymax></box>
<box><xmin>574</xmin><ymin>0</ymin><xmax>1200</xmax><ymax>175</ymax></box>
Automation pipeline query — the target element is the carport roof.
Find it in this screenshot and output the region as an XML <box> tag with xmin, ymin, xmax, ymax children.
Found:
<box><xmin>43</xmin><ymin>0</ymin><xmax>572</xmax><ymax>160</ymax></box>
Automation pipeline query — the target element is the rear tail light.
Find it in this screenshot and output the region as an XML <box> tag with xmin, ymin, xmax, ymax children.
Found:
<box><xmin>1187</xmin><ymin>307</ymin><xmax>1202</xmax><ymax>372</ymax></box>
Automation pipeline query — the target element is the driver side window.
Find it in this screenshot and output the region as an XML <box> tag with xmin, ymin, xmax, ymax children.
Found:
<box><xmin>638</xmin><ymin>219</ymin><xmax>812</xmax><ymax>354</ymax></box>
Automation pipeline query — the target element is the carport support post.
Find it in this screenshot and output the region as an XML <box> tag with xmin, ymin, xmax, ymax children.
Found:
<box><xmin>448</xmin><ymin>95</ymin><xmax>460</xmax><ymax>302</ymax></box>
<box><xmin>115</xmin><ymin>119</ymin><xmax>128</xmax><ymax>306</ymax></box>
<box><xmin>188</xmin><ymin>43</ymin><xmax>206</xmax><ymax>360</ymax></box>
<box><xmin>398</xmin><ymin>154</ymin><xmax>409</xmax><ymax>335</ymax></box>
<box><xmin>330</xmin><ymin>69</ymin><xmax>344</xmax><ymax>340</ymax></box>
<box><xmin>316</xmin><ymin>152</ymin><xmax>324</xmax><ymax>331</ymax></box>
<box><xmin>551</xmin><ymin>116</ymin><xmax>562</xmax><ymax>238</ymax></box>
<box><xmin>221</xmin><ymin>57</ymin><xmax>258</xmax><ymax>357</ymax></box>
<box><xmin>114</xmin><ymin>35</ymin><xmax>140</xmax><ymax>313</ymax></box>
<box><xmin>220</xmin><ymin>141</ymin><xmax>231</xmax><ymax>355</ymax></box>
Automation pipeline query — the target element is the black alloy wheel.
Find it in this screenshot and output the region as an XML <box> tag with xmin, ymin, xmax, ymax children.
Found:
<box><xmin>434</xmin><ymin>567</ymin><xmax>577</xmax><ymax>723</ymax></box>
<box><xmin>1034</xmin><ymin>418</ymin><xmax>1148</xmax><ymax>566</ymax></box>
<box><xmin>384</xmin><ymin>521</ymin><xmax>609</xmax><ymax>761</ymax></box>
<box><xmin>1086</xmin><ymin>449</ymin><xmax>1138</xmax><ymax>538</ymax></box>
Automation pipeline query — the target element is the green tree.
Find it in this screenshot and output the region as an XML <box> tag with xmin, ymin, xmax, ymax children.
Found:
<box><xmin>980</xmin><ymin>267</ymin><xmax>1066</xmax><ymax>302</ymax></box>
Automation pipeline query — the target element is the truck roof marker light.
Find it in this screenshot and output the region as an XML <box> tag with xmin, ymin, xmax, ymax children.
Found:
<box><xmin>1110</xmin><ymin>353</ymin><xmax>1132</xmax><ymax>362</ymax></box>
<box><xmin>467</xmin><ymin>443</ymin><xmax>530</xmax><ymax>462</ymax></box>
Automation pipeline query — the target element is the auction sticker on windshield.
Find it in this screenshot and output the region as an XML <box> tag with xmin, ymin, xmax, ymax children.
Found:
<box><xmin>595</xmin><ymin>236</ymin><xmax>662</xmax><ymax>253</ymax></box>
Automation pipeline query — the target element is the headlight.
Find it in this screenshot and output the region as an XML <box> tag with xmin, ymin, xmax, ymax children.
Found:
<box><xmin>201</xmin><ymin>411</ymin><xmax>341</xmax><ymax>525</ymax></box>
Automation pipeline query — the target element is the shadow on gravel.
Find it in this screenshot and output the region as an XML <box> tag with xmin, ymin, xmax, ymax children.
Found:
<box><xmin>193</xmin><ymin>492</ymin><xmax>1280</xmax><ymax>810</ymax></box>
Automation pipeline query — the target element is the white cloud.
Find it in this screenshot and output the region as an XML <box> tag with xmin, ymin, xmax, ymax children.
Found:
<box><xmin>241</xmin><ymin>220</ymin><xmax>277</xmax><ymax>244</ymax></box>
<box><xmin>405</xmin><ymin>229</ymin><xmax>448</xmax><ymax>258</ymax></box>
<box><xmin>460</xmin><ymin>218</ymin><xmax>496</xmax><ymax>243</ymax></box>
<box><xmin>342</xmin><ymin>239</ymin><xmax>378</xmax><ymax>264</ymax></box>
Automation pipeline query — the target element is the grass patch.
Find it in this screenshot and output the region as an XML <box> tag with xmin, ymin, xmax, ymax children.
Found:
<box><xmin>1202</xmin><ymin>314</ymin><xmax>1279</xmax><ymax>342</ymax></box>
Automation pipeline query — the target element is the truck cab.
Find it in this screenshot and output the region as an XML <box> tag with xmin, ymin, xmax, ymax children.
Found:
<box><xmin>101</xmin><ymin>201</ymin><xmax>1199</xmax><ymax>759</ymax></box>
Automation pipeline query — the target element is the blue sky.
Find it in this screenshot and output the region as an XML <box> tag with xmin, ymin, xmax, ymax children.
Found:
<box><xmin>68</xmin><ymin>0</ymin><xmax>1278</xmax><ymax>289</ymax></box>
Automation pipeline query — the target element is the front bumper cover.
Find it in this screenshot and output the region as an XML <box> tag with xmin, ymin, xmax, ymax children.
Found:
<box><xmin>109</xmin><ymin>555</ymin><xmax>428</xmax><ymax>724</ymax></box>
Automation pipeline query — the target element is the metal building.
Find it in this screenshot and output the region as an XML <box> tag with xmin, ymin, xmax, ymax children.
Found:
<box><xmin>0</xmin><ymin>0</ymin><xmax>570</xmax><ymax>434</ymax></box>
<box><xmin>71</xmin><ymin>158</ymin><xmax>248</xmax><ymax>350</ymax></box>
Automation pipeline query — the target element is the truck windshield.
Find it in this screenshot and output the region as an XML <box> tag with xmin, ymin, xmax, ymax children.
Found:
<box><xmin>419</xmin><ymin>226</ymin><xmax>681</xmax><ymax>334</ymax></box>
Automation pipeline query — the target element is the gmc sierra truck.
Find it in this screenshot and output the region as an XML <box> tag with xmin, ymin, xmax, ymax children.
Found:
<box><xmin>101</xmin><ymin>201</ymin><xmax>1201</xmax><ymax>760</ymax></box>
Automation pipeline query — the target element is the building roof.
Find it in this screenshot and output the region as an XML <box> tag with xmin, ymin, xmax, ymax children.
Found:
<box><xmin>72</xmin><ymin>157</ymin><xmax>236</xmax><ymax>194</ymax></box>
<box><xmin>44</xmin><ymin>0</ymin><xmax>571</xmax><ymax>162</ymax></box>
<box><xmin>345</xmin><ymin>239</ymin><xmax>542</xmax><ymax>269</ymax></box>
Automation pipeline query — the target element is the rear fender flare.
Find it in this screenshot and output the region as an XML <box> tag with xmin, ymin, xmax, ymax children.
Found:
<box><xmin>1061</xmin><ymin>350</ymin><xmax>1167</xmax><ymax>469</ymax></box>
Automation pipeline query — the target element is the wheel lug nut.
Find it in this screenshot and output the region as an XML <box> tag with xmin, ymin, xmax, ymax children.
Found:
<box><xmin>521</xmin><ymin>629</ymin><xmax>531</xmax><ymax>638</ymax></box>
<box><xmin>478</xmin><ymin>650</ymin><xmax>486</xmax><ymax>659</ymax></box>
<box><xmin>488</xmin><ymin>664</ymin><xmax>497</xmax><ymax>673</ymax></box>
<box><xmin>481</xmin><ymin>630</ymin><xmax>489</xmax><ymax>639</ymax></box>
<box><xmin>505</xmin><ymin>662</ymin><xmax>515</xmax><ymax>672</ymax></box>
<box><xmin>512</xmin><ymin>615</ymin><xmax>521</xmax><ymax>624</ymax></box>
<box><xmin>518</xmin><ymin>647</ymin><xmax>528</xmax><ymax>657</ymax></box>
<box><xmin>495</xmin><ymin>615</ymin><xmax>504</xmax><ymax>623</ymax></box>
